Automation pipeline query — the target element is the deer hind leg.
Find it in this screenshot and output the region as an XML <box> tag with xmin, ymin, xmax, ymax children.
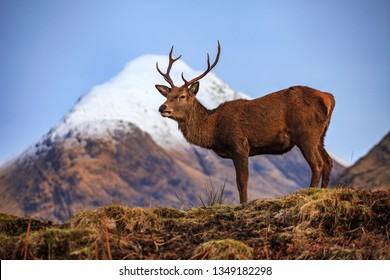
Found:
<box><xmin>319</xmin><ymin>145</ymin><xmax>333</xmax><ymax>188</ymax></box>
<box><xmin>298</xmin><ymin>143</ymin><xmax>324</xmax><ymax>188</ymax></box>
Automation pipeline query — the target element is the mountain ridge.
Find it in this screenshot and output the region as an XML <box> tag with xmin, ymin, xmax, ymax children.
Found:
<box><xmin>336</xmin><ymin>131</ymin><xmax>390</xmax><ymax>190</ymax></box>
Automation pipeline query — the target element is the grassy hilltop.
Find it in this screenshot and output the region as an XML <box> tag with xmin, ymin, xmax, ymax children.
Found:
<box><xmin>1</xmin><ymin>188</ymin><xmax>389</xmax><ymax>260</ymax></box>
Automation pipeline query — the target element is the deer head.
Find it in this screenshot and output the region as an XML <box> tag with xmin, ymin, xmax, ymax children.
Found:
<box><xmin>155</xmin><ymin>41</ymin><xmax>221</xmax><ymax>121</ymax></box>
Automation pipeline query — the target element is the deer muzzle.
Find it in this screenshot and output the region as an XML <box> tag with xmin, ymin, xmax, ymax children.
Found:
<box><xmin>159</xmin><ymin>104</ymin><xmax>172</xmax><ymax>117</ymax></box>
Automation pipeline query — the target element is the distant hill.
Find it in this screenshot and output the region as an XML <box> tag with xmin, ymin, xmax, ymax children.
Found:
<box><xmin>336</xmin><ymin>131</ymin><xmax>390</xmax><ymax>190</ymax></box>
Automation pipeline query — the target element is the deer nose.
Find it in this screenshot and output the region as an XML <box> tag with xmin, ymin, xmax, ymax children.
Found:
<box><xmin>159</xmin><ymin>105</ymin><xmax>167</xmax><ymax>113</ymax></box>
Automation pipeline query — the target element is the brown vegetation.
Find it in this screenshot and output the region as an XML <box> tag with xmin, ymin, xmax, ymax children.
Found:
<box><xmin>1</xmin><ymin>188</ymin><xmax>389</xmax><ymax>260</ymax></box>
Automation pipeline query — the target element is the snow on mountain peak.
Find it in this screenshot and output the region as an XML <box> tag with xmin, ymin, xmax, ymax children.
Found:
<box><xmin>31</xmin><ymin>54</ymin><xmax>247</xmax><ymax>157</ymax></box>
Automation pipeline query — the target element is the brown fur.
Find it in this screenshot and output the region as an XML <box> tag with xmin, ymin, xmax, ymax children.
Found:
<box><xmin>155</xmin><ymin>44</ymin><xmax>335</xmax><ymax>203</ymax></box>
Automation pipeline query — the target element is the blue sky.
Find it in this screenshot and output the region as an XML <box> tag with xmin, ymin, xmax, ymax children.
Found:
<box><xmin>0</xmin><ymin>0</ymin><xmax>389</xmax><ymax>165</ymax></box>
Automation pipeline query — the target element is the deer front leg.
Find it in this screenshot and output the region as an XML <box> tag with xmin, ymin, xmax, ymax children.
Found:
<box><xmin>232</xmin><ymin>153</ymin><xmax>249</xmax><ymax>204</ymax></box>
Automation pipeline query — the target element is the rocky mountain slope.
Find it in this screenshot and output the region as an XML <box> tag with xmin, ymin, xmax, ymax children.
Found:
<box><xmin>336</xmin><ymin>131</ymin><xmax>390</xmax><ymax>190</ymax></box>
<box><xmin>0</xmin><ymin>55</ymin><xmax>345</xmax><ymax>222</ymax></box>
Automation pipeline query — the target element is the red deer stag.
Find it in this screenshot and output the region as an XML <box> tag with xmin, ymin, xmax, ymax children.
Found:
<box><xmin>155</xmin><ymin>41</ymin><xmax>335</xmax><ymax>203</ymax></box>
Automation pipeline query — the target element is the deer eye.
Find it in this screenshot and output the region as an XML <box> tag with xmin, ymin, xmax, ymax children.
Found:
<box><xmin>179</xmin><ymin>95</ymin><xmax>186</xmax><ymax>100</ymax></box>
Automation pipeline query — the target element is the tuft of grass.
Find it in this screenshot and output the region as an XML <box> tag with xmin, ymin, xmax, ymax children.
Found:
<box><xmin>176</xmin><ymin>178</ymin><xmax>230</xmax><ymax>208</ymax></box>
<box><xmin>297</xmin><ymin>188</ymin><xmax>374</xmax><ymax>234</ymax></box>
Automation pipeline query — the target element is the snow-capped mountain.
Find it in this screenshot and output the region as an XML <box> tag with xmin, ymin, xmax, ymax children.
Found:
<box><xmin>25</xmin><ymin>55</ymin><xmax>244</xmax><ymax>160</ymax></box>
<box><xmin>0</xmin><ymin>55</ymin><xmax>345</xmax><ymax>222</ymax></box>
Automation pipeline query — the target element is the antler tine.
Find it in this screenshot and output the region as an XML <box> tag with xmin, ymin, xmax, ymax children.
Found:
<box><xmin>156</xmin><ymin>45</ymin><xmax>182</xmax><ymax>88</ymax></box>
<box><xmin>181</xmin><ymin>72</ymin><xmax>188</xmax><ymax>84</ymax></box>
<box><xmin>182</xmin><ymin>40</ymin><xmax>221</xmax><ymax>87</ymax></box>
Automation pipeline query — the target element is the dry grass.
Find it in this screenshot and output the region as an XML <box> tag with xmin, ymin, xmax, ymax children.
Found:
<box><xmin>22</xmin><ymin>219</ymin><xmax>31</xmax><ymax>260</ymax></box>
<box><xmin>0</xmin><ymin>188</ymin><xmax>389</xmax><ymax>260</ymax></box>
<box><xmin>176</xmin><ymin>178</ymin><xmax>230</xmax><ymax>208</ymax></box>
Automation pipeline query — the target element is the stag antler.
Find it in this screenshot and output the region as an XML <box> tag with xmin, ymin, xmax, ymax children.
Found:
<box><xmin>156</xmin><ymin>46</ymin><xmax>182</xmax><ymax>88</ymax></box>
<box><xmin>181</xmin><ymin>40</ymin><xmax>221</xmax><ymax>87</ymax></box>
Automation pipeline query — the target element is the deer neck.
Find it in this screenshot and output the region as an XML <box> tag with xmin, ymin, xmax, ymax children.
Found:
<box><xmin>177</xmin><ymin>100</ymin><xmax>215</xmax><ymax>149</ymax></box>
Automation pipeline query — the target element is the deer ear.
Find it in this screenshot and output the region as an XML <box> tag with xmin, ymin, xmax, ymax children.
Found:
<box><xmin>189</xmin><ymin>81</ymin><xmax>200</xmax><ymax>95</ymax></box>
<box><xmin>155</xmin><ymin>85</ymin><xmax>171</xmax><ymax>97</ymax></box>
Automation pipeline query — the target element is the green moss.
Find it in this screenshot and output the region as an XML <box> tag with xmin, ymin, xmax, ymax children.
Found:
<box><xmin>0</xmin><ymin>213</ymin><xmax>52</xmax><ymax>236</ymax></box>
